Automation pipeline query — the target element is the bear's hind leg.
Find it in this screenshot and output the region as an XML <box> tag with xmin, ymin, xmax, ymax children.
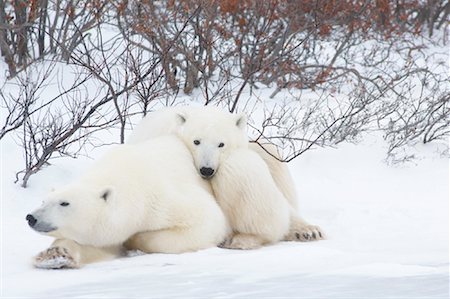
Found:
<box><xmin>219</xmin><ymin>233</ymin><xmax>267</xmax><ymax>250</ymax></box>
<box><xmin>124</xmin><ymin>227</ymin><xmax>222</xmax><ymax>254</ymax></box>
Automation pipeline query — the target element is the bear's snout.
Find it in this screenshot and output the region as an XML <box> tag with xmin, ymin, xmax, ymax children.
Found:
<box><xmin>200</xmin><ymin>167</ymin><xmax>215</xmax><ymax>178</ymax></box>
<box><xmin>26</xmin><ymin>213</ymin><xmax>56</xmax><ymax>233</ymax></box>
<box><xmin>26</xmin><ymin>214</ymin><xmax>37</xmax><ymax>227</ymax></box>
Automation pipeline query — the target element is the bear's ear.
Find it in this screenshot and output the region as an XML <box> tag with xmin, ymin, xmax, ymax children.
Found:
<box><xmin>176</xmin><ymin>113</ymin><xmax>186</xmax><ymax>125</ymax></box>
<box><xmin>100</xmin><ymin>189</ymin><xmax>112</xmax><ymax>202</ymax></box>
<box><xmin>235</xmin><ymin>113</ymin><xmax>247</xmax><ymax>131</ymax></box>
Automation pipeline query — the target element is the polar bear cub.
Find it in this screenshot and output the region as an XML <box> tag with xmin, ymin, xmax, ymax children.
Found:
<box><xmin>128</xmin><ymin>106</ymin><xmax>324</xmax><ymax>248</ymax></box>
<box><xmin>27</xmin><ymin>135</ymin><xmax>229</xmax><ymax>268</ymax></box>
<box><xmin>211</xmin><ymin>148</ymin><xmax>292</xmax><ymax>248</ymax></box>
<box><xmin>175</xmin><ymin>108</ymin><xmax>290</xmax><ymax>248</ymax></box>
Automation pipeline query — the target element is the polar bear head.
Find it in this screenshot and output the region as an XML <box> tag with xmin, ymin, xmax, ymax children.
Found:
<box><xmin>177</xmin><ymin>106</ymin><xmax>248</xmax><ymax>179</ymax></box>
<box><xmin>26</xmin><ymin>183</ymin><xmax>122</xmax><ymax>247</ymax></box>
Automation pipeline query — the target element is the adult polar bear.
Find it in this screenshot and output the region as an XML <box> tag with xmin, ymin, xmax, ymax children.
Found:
<box><xmin>27</xmin><ymin>136</ymin><xmax>229</xmax><ymax>269</ymax></box>
<box><xmin>128</xmin><ymin>106</ymin><xmax>323</xmax><ymax>249</ymax></box>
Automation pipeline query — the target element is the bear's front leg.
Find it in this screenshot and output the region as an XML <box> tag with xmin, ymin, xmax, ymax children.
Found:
<box><xmin>34</xmin><ymin>247</ymin><xmax>78</xmax><ymax>269</ymax></box>
<box><xmin>34</xmin><ymin>239</ymin><xmax>122</xmax><ymax>269</ymax></box>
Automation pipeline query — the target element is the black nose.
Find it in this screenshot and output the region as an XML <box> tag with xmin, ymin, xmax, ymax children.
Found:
<box><xmin>200</xmin><ymin>167</ymin><xmax>215</xmax><ymax>178</ymax></box>
<box><xmin>26</xmin><ymin>214</ymin><xmax>37</xmax><ymax>227</ymax></box>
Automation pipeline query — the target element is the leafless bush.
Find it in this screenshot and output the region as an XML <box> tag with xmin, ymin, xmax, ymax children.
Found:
<box><xmin>1</xmin><ymin>3</ymin><xmax>199</xmax><ymax>187</ymax></box>
<box><xmin>241</xmin><ymin>29</ymin><xmax>449</xmax><ymax>162</ymax></box>
<box><xmin>1</xmin><ymin>61</ymin><xmax>109</xmax><ymax>187</ymax></box>
<box><xmin>0</xmin><ymin>0</ymin><xmax>448</xmax><ymax>187</ymax></box>
<box><xmin>0</xmin><ymin>67</ymin><xmax>51</xmax><ymax>140</ymax></box>
<box><xmin>380</xmin><ymin>66</ymin><xmax>450</xmax><ymax>163</ymax></box>
<box><xmin>0</xmin><ymin>0</ymin><xmax>114</xmax><ymax>78</ymax></box>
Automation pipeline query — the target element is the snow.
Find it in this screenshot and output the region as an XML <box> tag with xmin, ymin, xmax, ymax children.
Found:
<box><xmin>1</xmin><ymin>129</ymin><xmax>448</xmax><ymax>298</ymax></box>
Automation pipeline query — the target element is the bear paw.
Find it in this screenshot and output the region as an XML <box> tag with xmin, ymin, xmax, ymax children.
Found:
<box><xmin>34</xmin><ymin>247</ymin><xmax>78</xmax><ymax>269</ymax></box>
<box><xmin>219</xmin><ymin>234</ymin><xmax>264</xmax><ymax>250</ymax></box>
<box><xmin>284</xmin><ymin>225</ymin><xmax>324</xmax><ymax>242</ymax></box>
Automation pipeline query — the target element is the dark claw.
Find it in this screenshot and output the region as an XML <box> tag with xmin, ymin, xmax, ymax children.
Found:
<box><xmin>318</xmin><ymin>231</ymin><xmax>322</xmax><ymax>238</ymax></box>
<box><xmin>312</xmin><ymin>232</ymin><xmax>316</xmax><ymax>239</ymax></box>
<box><xmin>303</xmin><ymin>233</ymin><xmax>310</xmax><ymax>240</ymax></box>
<box><xmin>295</xmin><ymin>232</ymin><xmax>301</xmax><ymax>240</ymax></box>
<box><xmin>219</xmin><ymin>238</ymin><xmax>231</xmax><ymax>248</ymax></box>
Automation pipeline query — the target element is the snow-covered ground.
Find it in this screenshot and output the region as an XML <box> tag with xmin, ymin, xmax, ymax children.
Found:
<box><xmin>1</xmin><ymin>129</ymin><xmax>448</xmax><ymax>298</ymax></box>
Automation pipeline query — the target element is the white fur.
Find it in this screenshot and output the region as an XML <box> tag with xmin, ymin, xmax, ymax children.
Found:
<box><xmin>128</xmin><ymin>106</ymin><xmax>323</xmax><ymax>249</ymax></box>
<box><xmin>176</xmin><ymin>108</ymin><xmax>290</xmax><ymax>248</ymax></box>
<box><xmin>176</xmin><ymin>106</ymin><xmax>248</xmax><ymax>178</ymax></box>
<box><xmin>127</xmin><ymin>107</ymin><xmax>188</xmax><ymax>144</ymax></box>
<box><xmin>29</xmin><ymin>135</ymin><xmax>229</xmax><ymax>268</ymax></box>
<box><xmin>211</xmin><ymin>148</ymin><xmax>290</xmax><ymax>246</ymax></box>
<box><xmin>129</xmin><ymin>106</ymin><xmax>248</xmax><ymax>177</ymax></box>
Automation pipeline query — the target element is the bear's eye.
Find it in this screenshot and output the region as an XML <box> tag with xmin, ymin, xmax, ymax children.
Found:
<box><xmin>193</xmin><ymin>140</ymin><xmax>200</xmax><ymax>145</ymax></box>
<box><xmin>218</xmin><ymin>142</ymin><xmax>225</xmax><ymax>148</ymax></box>
<box><xmin>60</xmin><ymin>202</ymin><xmax>70</xmax><ymax>207</ymax></box>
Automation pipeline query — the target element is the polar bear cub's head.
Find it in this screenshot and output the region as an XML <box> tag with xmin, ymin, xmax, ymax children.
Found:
<box><xmin>26</xmin><ymin>184</ymin><xmax>119</xmax><ymax>247</ymax></box>
<box><xmin>177</xmin><ymin>106</ymin><xmax>248</xmax><ymax>179</ymax></box>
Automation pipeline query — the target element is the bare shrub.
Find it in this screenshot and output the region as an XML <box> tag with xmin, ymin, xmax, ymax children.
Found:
<box><xmin>0</xmin><ymin>0</ymin><xmax>448</xmax><ymax>186</ymax></box>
